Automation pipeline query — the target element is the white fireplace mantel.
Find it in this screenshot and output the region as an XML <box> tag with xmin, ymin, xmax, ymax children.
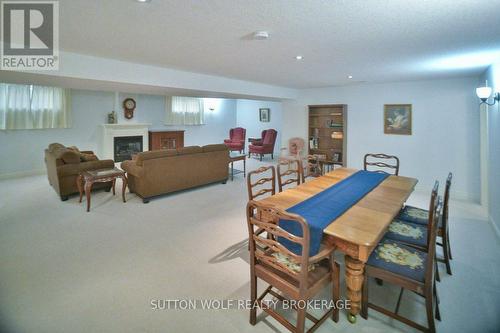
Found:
<box><xmin>99</xmin><ymin>123</ymin><xmax>151</xmax><ymax>160</ymax></box>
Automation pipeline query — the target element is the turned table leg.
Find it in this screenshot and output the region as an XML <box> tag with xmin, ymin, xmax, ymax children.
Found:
<box><xmin>345</xmin><ymin>255</ymin><xmax>365</xmax><ymax>324</ymax></box>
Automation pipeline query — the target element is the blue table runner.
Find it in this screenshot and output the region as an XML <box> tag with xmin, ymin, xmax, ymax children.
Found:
<box><xmin>278</xmin><ymin>170</ymin><xmax>389</xmax><ymax>256</ymax></box>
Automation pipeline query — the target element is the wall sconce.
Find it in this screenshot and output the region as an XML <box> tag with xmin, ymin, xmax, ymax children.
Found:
<box><xmin>476</xmin><ymin>81</ymin><xmax>499</xmax><ymax>106</ymax></box>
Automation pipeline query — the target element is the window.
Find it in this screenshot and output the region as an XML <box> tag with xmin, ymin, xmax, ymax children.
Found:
<box><xmin>0</xmin><ymin>83</ymin><xmax>71</xmax><ymax>130</ymax></box>
<box><xmin>165</xmin><ymin>96</ymin><xmax>204</xmax><ymax>125</ymax></box>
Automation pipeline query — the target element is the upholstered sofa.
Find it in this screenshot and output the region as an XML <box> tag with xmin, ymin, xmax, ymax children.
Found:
<box><xmin>121</xmin><ymin>144</ymin><xmax>229</xmax><ymax>203</ymax></box>
<box><xmin>44</xmin><ymin>143</ymin><xmax>115</xmax><ymax>201</ymax></box>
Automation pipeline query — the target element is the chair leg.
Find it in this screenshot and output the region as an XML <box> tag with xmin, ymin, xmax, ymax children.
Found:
<box><xmin>361</xmin><ymin>272</ymin><xmax>368</xmax><ymax>319</ymax></box>
<box><xmin>271</xmin><ymin>153</ymin><xmax>274</xmax><ymax>159</ymax></box>
<box><xmin>250</xmin><ymin>275</ymin><xmax>257</xmax><ymax>325</ymax></box>
<box><xmin>332</xmin><ymin>261</ymin><xmax>340</xmax><ymax>322</ymax></box>
<box><xmin>435</xmin><ymin>253</ymin><xmax>441</xmax><ymax>282</ymax></box>
<box><xmin>260</xmin><ymin>154</ymin><xmax>263</xmax><ymax>161</ymax></box>
<box><xmin>394</xmin><ymin>287</ymin><xmax>404</xmax><ymax>315</ymax></box>
<box><xmin>425</xmin><ymin>290</ymin><xmax>436</xmax><ymax>333</ymax></box>
<box><xmin>296</xmin><ymin>307</ymin><xmax>306</xmax><ymax>333</ymax></box>
<box><xmin>434</xmin><ymin>282</ymin><xmax>441</xmax><ymax>321</ymax></box>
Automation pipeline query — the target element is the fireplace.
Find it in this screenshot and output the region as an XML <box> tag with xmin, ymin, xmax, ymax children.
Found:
<box><xmin>114</xmin><ymin>136</ymin><xmax>143</xmax><ymax>162</ymax></box>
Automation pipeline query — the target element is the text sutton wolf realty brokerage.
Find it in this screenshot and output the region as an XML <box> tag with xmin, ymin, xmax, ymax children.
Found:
<box><xmin>1</xmin><ymin>1</ymin><xmax>59</xmax><ymax>71</ymax></box>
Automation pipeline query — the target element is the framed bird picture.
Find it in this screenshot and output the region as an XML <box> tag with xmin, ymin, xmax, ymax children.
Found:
<box><xmin>384</xmin><ymin>104</ymin><xmax>412</xmax><ymax>135</ymax></box>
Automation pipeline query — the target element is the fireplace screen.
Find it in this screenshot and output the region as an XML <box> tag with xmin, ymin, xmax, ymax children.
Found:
<box><xmin>114</xmin><ymin>136</ymin><xmax>143</xmax><ymax>162</ymax></box>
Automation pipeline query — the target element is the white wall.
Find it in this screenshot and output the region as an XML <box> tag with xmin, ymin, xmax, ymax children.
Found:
<box><xmin>0</xmin><ymin>89</ymin><xmax>237</xmax><ymax>177</ymax></box>
<box><xmin>236</xmin><ymin>99</ymin><xmax>283</xmax><ymax>155</ymax></box>
<box><xmin>480</xmin><ymin>63</ymin><xmax>500</xmax><ymax>234</ymax></box>
<box><xmin>283</xmin><ymin>77</ymin><xmax>480</xmax><ymax>201</ymax></box>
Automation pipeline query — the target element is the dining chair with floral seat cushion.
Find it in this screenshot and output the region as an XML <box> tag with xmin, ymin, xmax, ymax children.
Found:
<box><xmin>302</xmin><ymin>154</ymin><xmax>324</xmax><ymax>183</ymax></box>
<box><xmin>246</xmin><ymin>200</ymin><xmax>340</xmax><ymax>333</ymax></box>
<box><xmin>363</xmin><ymin>153</ymin><xmax>400</xmax><ymax>175</ymax></box>
<box><xmin>247</xmin><ymin>166</ymin><xmax>276</xmax><ymax>201</ymax></box>
<box><xmin>361</xmin><ymin>186</ymin><xmax>443</xmax><ymax>333</ymax></box>
<box><xmin>277</xmin><ymin>159</ymin><xmax>303</xmax><ymax>192</ymax></box>
<box><xmin>397</xmin><ymin>172</ymin><xmax>453</xmax><ymax>275</ymax></box>
<box><xmin>384</xmin><ymin>181</ymin><xmax>443</xmax><ymax>281</ymax></box>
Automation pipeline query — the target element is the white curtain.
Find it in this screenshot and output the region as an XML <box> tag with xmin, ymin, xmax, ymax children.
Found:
<box><xmin>0</xmin><ymin>83</ymin><xmax>71</xmax><ymax>130</ymax></box>
<box><xmin>165</xmin><ymin>96</ymin><xmax>204</xmax><ymax>125</ymax></box>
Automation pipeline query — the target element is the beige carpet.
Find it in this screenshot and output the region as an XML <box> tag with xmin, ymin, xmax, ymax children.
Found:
<box><xmin>0</xmin><ymin>157</ymin><xmax>499</xmax><ymax>333</ymax></box>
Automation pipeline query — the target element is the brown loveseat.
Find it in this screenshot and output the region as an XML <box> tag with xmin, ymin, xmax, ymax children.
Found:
<box><xmin>44</xmin><ymin>143</ymin><xmax>115</xmax><ymax>201</ymax></box>
<box><xmin>121</xmin><ymin>144</ymin><xmax>229</xmax><ymax>203</ymax></box>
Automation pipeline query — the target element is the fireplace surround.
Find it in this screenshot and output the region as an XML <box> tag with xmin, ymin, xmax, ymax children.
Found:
<box><xmin>100</xmin><ymin>123</ymin><xmax>150</xmax><ymax>161</ymax></box>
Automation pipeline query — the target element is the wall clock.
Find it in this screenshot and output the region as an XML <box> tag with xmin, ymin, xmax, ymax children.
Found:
<box><xmin>123</xmin><ymin>98</ymin><xmax>136</xmax><ymax>119</ymax></box>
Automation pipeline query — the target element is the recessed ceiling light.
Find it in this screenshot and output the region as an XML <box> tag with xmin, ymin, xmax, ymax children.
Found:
<box><xmin>253</xmin><ymin>31</ymin><xmax>269</xmax><ymax>40</ymax></box>
<box><xmin>295</xmin><ymin>55</ymin><xmax>303</xmax><ymax>60</ymax></box>
<box><xmin>348</xmin><ymin>75</ymin><xmax>353</xmax><ymax>79</ymax></box>
<box><xmin>136</xmin><ymin>0</ymin><xmax>151</xmax><ymax>3</ymax></box>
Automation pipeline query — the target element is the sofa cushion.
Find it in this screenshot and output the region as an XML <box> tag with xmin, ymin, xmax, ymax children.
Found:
<box><xmin>48</xmin><ymin>143</ymin><xmax>65</xmax><ymax>152</ymax></box>
<box><xmin>54</xmin><ymin>148</ymin><xmax>80</xmax><ymax>164</ymax></box>
<box><xmin>203</xmin><ymin>144</ymin><xmax>229</xmax><ymax>153</ymax></box>
<box><xmin>80</xmin><ymin>153</ymin><xmax>98</xmax><ymax>162</ymax></box>
<box><xmin>136</xmin><ymin>150</ymin><xmax>177</xmax><ymax>166</ymax></box>
<box><xmin>177</xmin><ymin>146</ymin><xmax>203</xmax><ymax>155</ymax></box>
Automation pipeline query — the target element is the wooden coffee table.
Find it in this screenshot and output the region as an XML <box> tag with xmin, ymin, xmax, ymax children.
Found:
<box><xmin>229</xmin><ymin>152</ymin><xmax>246</xmax><ymax>181</ymax></box>
<box><xmin>77</xmin><ymin>167</ymin><xmax>127</xmax><ymax>212</ymax></box>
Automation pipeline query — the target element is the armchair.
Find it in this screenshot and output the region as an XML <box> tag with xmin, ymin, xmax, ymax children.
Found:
<box><xmin>224</xmin><ymin>127</ymin><xmax>246</xmax><ymax>153</ymax></box>
<box><xmin>248</xmin><ymin>129</ymin><xmax>277</xmax><ymax>161</ymax></box>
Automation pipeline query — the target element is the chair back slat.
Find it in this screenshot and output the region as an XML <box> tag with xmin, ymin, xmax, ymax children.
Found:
<box><xmin>247</xmin><ymin>201</ymin><xmax>310</xmax><ymax>280</ymax></box>
<box><xmin>247</xmin><ymin>166</ymin><xmax>276</xmax><ymax>200</ymax></box>
<box><xmin>277</xmin><ymin>160</ymin><xmax>302</xmax><ymax>192</ymax></box>
<box><xmin>364</xmin><ymin>153</ymin><xmax>400</xmax><ymax>175</ymax></box>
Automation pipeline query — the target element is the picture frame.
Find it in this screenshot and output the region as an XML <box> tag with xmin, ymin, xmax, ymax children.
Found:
<box><xmin>259</xmin><ymin>108</ymin><xmax>270</xmax><ymax>122</ymax></box>
<box><xmin>384</xmin><ymin>104</ymin><xmax>412</xmax><ymax>135</ymax></box>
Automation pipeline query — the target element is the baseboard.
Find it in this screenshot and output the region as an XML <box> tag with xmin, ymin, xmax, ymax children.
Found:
<box><xmin>489</xmin><ymin>215</ymin><xmax>500</xmax><ymax>241</ymax></box>
<box><xmin>0</xmin><ymin>169</ymin><xmax>46</xmax><ymax>180</ymax></box>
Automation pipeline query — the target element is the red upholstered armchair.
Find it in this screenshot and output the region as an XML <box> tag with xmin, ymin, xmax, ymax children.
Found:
<box><xmin>248</xmin><ymin>129</ymin><xmax>278</xmax><ymax>161</ymax></box>
<box><xmin>224</xmin><ymin>127</ymin><xmax>246</xmax><ymax>153</ymax></box>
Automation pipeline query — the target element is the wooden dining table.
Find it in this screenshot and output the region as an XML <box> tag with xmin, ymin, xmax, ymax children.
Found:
<box><xmin>258</xmin><ymin>167</ymin><xmax>418</xmax><ymax>323</ymax></box>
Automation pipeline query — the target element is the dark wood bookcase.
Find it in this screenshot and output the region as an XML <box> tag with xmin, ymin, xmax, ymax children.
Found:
<box><xmin>308</xmin><ymin>104</ymin><xmax>347</xmax><ymax>167</ymax></box>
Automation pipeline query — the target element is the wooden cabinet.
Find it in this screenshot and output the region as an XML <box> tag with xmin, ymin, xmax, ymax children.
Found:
<box><xmin>148</xmin><ymin>130</ymin><xmax>185</xmax><ymax>151</ymax></box>
<box><xmin>308</xmin><ymin>104</ymin><xmax>347</xmax><ymax>167</ymax></box>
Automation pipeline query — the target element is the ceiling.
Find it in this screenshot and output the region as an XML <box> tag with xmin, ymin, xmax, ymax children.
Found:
<box><xmin>57</xmin><ymin>0</ymin><xmax>500</xmax><ymax>88</ymax></box>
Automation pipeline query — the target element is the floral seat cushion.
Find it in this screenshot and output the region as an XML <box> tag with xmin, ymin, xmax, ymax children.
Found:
<box><xmin>271</xmin><ymin>252</ymin><xmax>317</xmax><ymax>273</ymax></box>
<box><xmin>398</xmin><ymin>205</ymin><xmax>443</xmax><ymax>227</ymax></box>
<box><xmin>398</xmin><ymin>205</ymin><xmax>429</xmax><ymax>225</ymax></box>
<box><xmin>367</xmin><ymin>239</ymin><xmax>427</xmax><ymax>282</ymax></box>
<box><xmin>384</xmin><ymin>219</ymin><xmax>428</xmax><ymax>248</ymax></box>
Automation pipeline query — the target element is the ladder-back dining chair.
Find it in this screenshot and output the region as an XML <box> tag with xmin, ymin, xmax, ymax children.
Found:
<box><xmin>362</xmin><ymin>184</ymin><xmax>443</xmax><ymax>333</ymax></box>
<box><xmin>247</xmin><ymin>166</ymin><xmax>276</xmax><ymax>201</ymax></box>
<box><xmin>364</xmin><ymin>153</ymin><xmax>400</xmax><ymax>175</ymax></box>
<box><xmin>247</xmin><ymin>200</ymin><xmax>340</xmax><ymax>333</ymax></box>
<box><xmin>398</xmin><ymin>172</ymin><xmax>454</xmax><ymax>275</ymax></box>
<box><xmin>277</xmin><ymin>159</ymin><xmax>303</xmax><ymax>192</ymax></box>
